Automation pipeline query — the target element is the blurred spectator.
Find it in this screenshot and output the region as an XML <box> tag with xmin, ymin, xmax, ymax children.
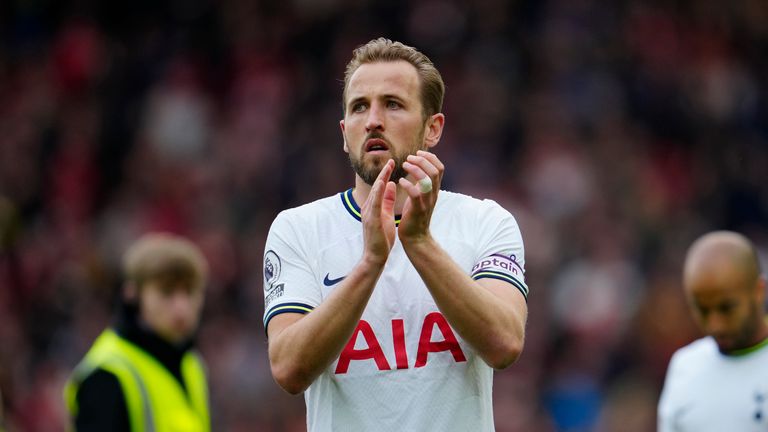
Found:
<box><xmin>64</xmin><ymin>233</ymin><xmax>211</xmax><ymax>431</ymax></box>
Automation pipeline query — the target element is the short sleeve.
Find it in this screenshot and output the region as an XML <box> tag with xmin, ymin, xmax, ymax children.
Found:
<box><xmin>657</xmin><ymin>351</ymin><xmax>682</xmax><ymax>432</ymax></box>
<box><xmin>262</xmin><ymin>211</ymin><xmax>322</xmax><ymax>331</ymax></box>
<box><xmin>469</xmin><ymin>200</ymin><xmax>528</xmax><ymax>300</ymax></box>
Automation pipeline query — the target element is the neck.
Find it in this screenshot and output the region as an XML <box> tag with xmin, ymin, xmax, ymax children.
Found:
<box><xmin>352</xmin><ymin>176</ymin><xmax>410</xmax><ymax>214</ymax></box>
<box><xmin>727</xmin><ymin>331</ymin><xmax>768</xmax><ymax>357</ymax></box>
<box><xmin>726</xmin><ymin>318</ymin><xmax>768</xmax><ymax>356</ymax></box>
<box><xmin>115</xmin><ymin>303</ymin><xmax>192</xmax><ymax>389</ymax></box>
<box><xmin>116</xmin><ymin>303</ymin><xmax>194</xmax><ymax>350</ymax></box>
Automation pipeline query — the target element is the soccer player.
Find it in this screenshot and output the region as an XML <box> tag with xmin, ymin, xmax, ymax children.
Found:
<box><xmin>658</xmin><ymin>231</ymin><xmax>768</xmax><ymax>431</ymax></box>
<box><xmin>65</xmin><ymin>233</ymin><xmax>211</xmax><ymax>431</ymax></box>
<box><xmin>263</xmin><ymin>38</ymin><xmax>528</xmax><ymax>431</ymax></box>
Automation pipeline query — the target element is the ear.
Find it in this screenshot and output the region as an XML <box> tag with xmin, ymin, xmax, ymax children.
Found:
<box><xmin>424</xmin><ymin>113</ymin><xmax>445</xmax><ymax>149</ymax></box>
<box><xmin>756</xmin><ymin>275</ymin><xmax>767</xmax><ymax>303</ymax></box>
<box><xmin>340</xmin><ymin>119</ymin><xmax>349</xmax><ymax>153</ymax></box>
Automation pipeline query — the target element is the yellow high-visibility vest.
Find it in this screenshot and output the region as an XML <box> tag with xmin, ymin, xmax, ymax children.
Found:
<box><xmin>64</xmin><ymin>329</ymin><xmax>210</xmax><ymax>432</ymax></box>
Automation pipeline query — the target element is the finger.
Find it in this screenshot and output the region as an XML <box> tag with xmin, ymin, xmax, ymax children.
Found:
<box><xmin>365</xmin><ymin>160</ymin><xmax>394</xmax><ymax>214</ymax></box>
<box><xmin>405</xmin><ymin>154</ymin><xmax>439</xmax><ymax>179</ymax></box>
<box><xmin>398</xmin><ymin>176</ymin><xmax>424</xmax><ymax>200</ymax></box>
<box><xmin>367</xmin><ymin>178</ymin><xmax>383</xmax><ymax>212</ymax></box>
<box><xmin>402</xmin><ymin>161</ymin><xmax>434</xmax><ymax>195</ymax></box>
<box><xmin>381</xmin><ymin>181</ymin><xmax>396</xmax><ymax>218</ymax></box>
<box><xmin>417</xmin><ymin>176</ymin><xmax>433</xmax><ymax>194</ymax></box>
<box><xmin>402</xmin><ymin>161</ymin><xmax>430</xmax><ymax>183</ymax></box>
<box><xmin>376</xmin><ymin>159</ymin><xmax>395</xmax><ymax>183</ymax></box>
<box><xmin>416</xmin><ymin>150</ymin><xmax>445</xmax><ymax>173</ymax></box>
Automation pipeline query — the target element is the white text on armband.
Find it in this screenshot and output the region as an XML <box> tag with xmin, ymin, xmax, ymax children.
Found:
<box><xmin>471</xmin><ymin>254</ymin><xmax>523</xmax><ymax>276</ymax></box>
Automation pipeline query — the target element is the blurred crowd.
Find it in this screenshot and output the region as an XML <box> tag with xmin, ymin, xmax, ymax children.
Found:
<box><xmin>1</xmin><ymin>0</ymin><xmax>767</xmax><ymax>430</ymax></box>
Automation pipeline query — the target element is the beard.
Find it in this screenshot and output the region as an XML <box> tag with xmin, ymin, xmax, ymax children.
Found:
<box><xmin>350</xmin><ymin>152</ymin><xmax>410</xmax><ymax>185</ymax></box>
<box><xmin>349</xmin><ymin>130</ymin><xmax>426</xmax><ymax>186</ymax></box>
<box><xmin>716</xmin><ymin>303</ymin><xmax>764</xmax><ymax>354</ymax></box>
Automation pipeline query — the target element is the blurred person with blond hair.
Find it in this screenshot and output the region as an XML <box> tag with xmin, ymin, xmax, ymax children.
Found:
<box><xmin>64</xmin><ymin>233</ymin><xmax>210</xmax><ymax>432</ymax></box>
<box><xmin>263</xmin><ymin>38</ymin><xmax>529</xmax><ymax>431</ymax></box>
<box><xmin>658</xmin><ymin>231</ymin><xmax>768</xmax><ymax>431</ymax></box>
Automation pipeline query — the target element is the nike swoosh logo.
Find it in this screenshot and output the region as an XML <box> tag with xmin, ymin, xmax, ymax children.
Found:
<box><xmin>323</xmin><ymin>274</ymin><xmax>346</xmax><ymax>286</ymax></box>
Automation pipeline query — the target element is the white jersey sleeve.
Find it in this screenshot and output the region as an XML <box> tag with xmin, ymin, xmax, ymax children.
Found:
<box><xmin>657</xmin><ymin>348</ymin><xmax>684</xmax><ymax>432</ymax></box>
<box><xmin>469</xmin><ymin>199</ymin><xmax>528</xmax><ymax>300</ymax></box>
<box><xmin>262</xmin><ymin>209</ymin><xmax>321</xmax><ymax>331</ymax></box>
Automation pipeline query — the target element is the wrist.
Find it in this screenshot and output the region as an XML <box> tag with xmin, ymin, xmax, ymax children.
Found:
<box><xmin>400</xmin><ymin>232</ymin><xmax>435</xmax><ymax>252</ymax></box>
<box><xmin>361</xmin><ymin>251</ymin><xmax>389</xmax><ymax>269</ymax></box>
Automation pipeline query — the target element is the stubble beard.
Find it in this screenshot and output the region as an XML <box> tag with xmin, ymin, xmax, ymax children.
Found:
<box><xmin>350</xmin><ymin>129</ymin><xmax>426</xmax><ymax>186</ymax></box>
<box><xmin>717</xmin><ymin>304</ymin><xmax>763</xmax><ymax>354</ymax></box>
<box><xmin>350</xmin><ymin>153</ymin><xmax>409</xmax><ymax>186</ymax></box>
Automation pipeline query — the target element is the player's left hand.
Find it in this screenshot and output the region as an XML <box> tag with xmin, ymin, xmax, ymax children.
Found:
<box><xmin>397</xmin><ymin>150</ymin><xmax>443</xmax><ymax>244</ymax></box>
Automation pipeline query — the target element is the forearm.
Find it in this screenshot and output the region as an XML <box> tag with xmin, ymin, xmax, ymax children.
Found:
<box><xmin>403</xmin><ymin>236</ymin><xmax>526</xmax><ymax>368</ymax></box>
<box><xmin>268</xmin><ymin>256</ymin><xmax>385</xmax><ymax>393</ymax></box>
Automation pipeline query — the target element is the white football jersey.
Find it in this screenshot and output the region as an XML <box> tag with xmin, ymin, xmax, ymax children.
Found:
<box><xmin>263</xmin><ymin>189</ymin><xmax>528</xmax><ymax>432</ymax></box>
<box><xmin>658</xmin><ymin>336</ymin><xmax>768</xmax><ymax>432</ymax></box>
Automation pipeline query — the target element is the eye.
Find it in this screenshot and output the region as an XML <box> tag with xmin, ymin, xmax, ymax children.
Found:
<box><xmin>386</xmin><ymin>100</ymin><xmax>401</xmax><ymax>110</ymax></box>
<box><xmin>352</xmin><ymin>102</ymin><xmax>367</xmax><ymax>113</ymax></box>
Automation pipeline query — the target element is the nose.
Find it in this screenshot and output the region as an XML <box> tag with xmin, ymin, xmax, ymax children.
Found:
<box><xmin>365</xmin><ymin>103</ymin><xmax>384</xmax><ymax>132</ymax></box>
<box><xmin>704</xmin><ymin>312</ymin><xmax>728</xmax><ymax>336</ymax></box>
<box><xmin>169</xmin><ymin>291</ymin><xmax>195</xmax><ymax>319</ymax></box>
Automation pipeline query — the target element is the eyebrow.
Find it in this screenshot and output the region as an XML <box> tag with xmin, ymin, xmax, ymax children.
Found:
<box><xmin>347</xmin><ymin>94</ymin><xmax>407</xmax><ymax>108</ymax></box>
<box><xmin>347</xmin><ymin>96</ymin><xmax>368</xmax><ymax>108</ymax></box>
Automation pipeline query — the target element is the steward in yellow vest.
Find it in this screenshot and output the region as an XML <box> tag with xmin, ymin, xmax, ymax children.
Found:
<box><xmin>64</xmin><ymin>233</ymin><xmax>211</xmax><ymax>432</ymax></box>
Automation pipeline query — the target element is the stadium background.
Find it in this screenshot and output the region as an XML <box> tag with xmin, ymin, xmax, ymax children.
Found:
<box><xmin>1</xmin><ymin>0</ymin><xmax>767</xmax><ymax>430</ymax></box>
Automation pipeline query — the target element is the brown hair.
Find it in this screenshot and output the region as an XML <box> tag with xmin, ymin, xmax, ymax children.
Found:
<box><xmin>343</xmin><ymin>38</ymin><xmax>445</xmax><ymax>119</ymax></box>
<box><xmin>123</xmin><ymin>232</ymin><xmax>208</xmax><ymax>291</ymax></box>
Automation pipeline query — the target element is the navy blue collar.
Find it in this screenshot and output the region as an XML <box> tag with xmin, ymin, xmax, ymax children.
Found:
<box><xmin>340</xmin><ymin>188</ymin><xmax>401</xmax><ymax>225</ymax></box>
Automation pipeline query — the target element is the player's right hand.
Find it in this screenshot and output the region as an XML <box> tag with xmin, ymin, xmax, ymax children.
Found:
<box><xmin>360</xmin><ymin>159</ymin><xmax>397</xmax><ymax>266</ymax></box>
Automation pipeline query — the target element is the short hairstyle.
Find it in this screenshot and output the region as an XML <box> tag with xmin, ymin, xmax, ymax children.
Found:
<box><xmin>343</xmin><ymin>38</ymin><xmax>445</xmax><ymax>119</ymax></box>
<box><xmin>123</xmin><ymin>233</ymin><xmax>208</xmax><ymax>291</ymax></box>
